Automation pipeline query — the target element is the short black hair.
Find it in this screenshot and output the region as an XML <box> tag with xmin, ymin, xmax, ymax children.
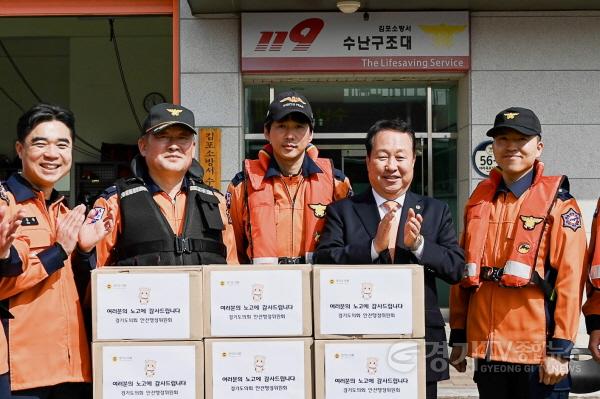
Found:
<box><xmin>17</xmin><ymin>103</ymin><xmax>75</xmax><ymax>143</ymax></box>
<box><xmin>264</xmin><ymin>113</ymin><xmax>313</xmax><ymax>133</ymax></box>
<box><xmin>365</xmin><ymin>118</ymin><xmax>416</xmax><ymax>156</ymax></box>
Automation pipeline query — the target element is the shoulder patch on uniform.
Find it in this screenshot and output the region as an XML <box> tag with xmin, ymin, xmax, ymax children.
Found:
<box><xmin>333</xmin><ymin>168</ymin><xmax>347</xmax><ymax>182</ymax></box>
<box><xmin>561</xmin><ymin>208</ymin><xmax>582</xmax><ymax>232</ymax></box>
<box><xmin>0</xmin><ymin>182</ymin><xmax>9</xmax><ymax>205</ymax></box>
<box><xmin>100</xmin><ymin>185</ymin><xmax>118</xmax><ymax>200</ymax></box>
<box><xmin>231</xmin><ymin>171</ymin><xmax>245</xmax><ymax>187</ymax></box>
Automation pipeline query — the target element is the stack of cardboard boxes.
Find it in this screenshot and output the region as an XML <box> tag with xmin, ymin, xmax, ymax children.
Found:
<box><xmin>92</xmin><ymin>267</ymin><xmax>204</xmax><ymax>399</ymax></box>
<box><xmin>203</xmin><ymin>265</ymin><xmax>313</xmax><ymax>399</ymax></box>
<box><xmin>90</xmin><ymin>264</ymin><xmax>425</xmax><ymax>398</ymax></box>
<box><xmin>313</xmin><ymin>265</ymin><xmax>426</xmax><ymax>399</ymax></box>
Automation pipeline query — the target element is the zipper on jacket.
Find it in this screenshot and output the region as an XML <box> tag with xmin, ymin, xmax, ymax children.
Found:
<box><xmin>486</xmin><ymin>192</ymin><xmax>506</xmax><ymax>360</ymax></box>
<box><xmin>280</xmin><ymin>176</ymin><xmax>303</xmax><ymax>257</ymax></box>
<box><xmin>170</xmin><ymin>195</ymin><xmax>185</xmax><ymax>265</ymax></box>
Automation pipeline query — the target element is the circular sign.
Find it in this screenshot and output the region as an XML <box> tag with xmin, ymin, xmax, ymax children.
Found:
<box><xmin>143</xmin><ymin>92</ymin><xmax>166</xmax><ymax>112</ymax></box>
<box><xmin>472</xmin><ymin>140</ymin><xmax>497</xmax><ymax>177</ymax></box>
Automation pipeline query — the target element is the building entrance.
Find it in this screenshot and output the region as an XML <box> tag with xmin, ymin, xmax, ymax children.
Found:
<box><xmin>244</xmin><ymin>80</ymin><xmax>459</xmax><ymax>306</ymax></box>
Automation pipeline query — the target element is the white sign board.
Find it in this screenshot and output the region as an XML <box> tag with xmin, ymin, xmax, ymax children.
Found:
<box><xmin>324</xmin><ymin>342</ymin><xmax>419</xmax><ymax>398</ymax></box>
<box><xmin>242</xmin><ymin>12</ymin><xmax>469</xmax><ymax>72</ymax></box>
<box><xmin>209</xmin><ymin>270</ymin><xmax>303</xmax><ymax>336</ymax></box>
<box><xmin>211</xmin><ymin>340</ymin><xmax>307</xmax><ymax>398</ymax></box>
<box><xmin>96</xmin><ymin>273</ymin><xmax>190</xmax><ymax>339</ymax></box>
<box><xmin>101</xmin><ymin>345</ymin><xmax>196</xmax><ymax>398</ymax></box>
<box><xmin>319</xmin><ymin>268</ymin><xmax>413</xmax><ymax>335</ymax></box>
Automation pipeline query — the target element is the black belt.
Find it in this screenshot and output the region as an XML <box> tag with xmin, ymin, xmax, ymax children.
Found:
<box><xmin>480</xmin><ymin>266</ymin><xmax>555</xmax><ymax>301</ymax></box>
<box><xmin>278</xmin><ymin>257</ymin><xmax>305</xmax><ymax>264</ymax></box>
<box><xmin>480</xmin><ymin>266</ymin><xmax>503</xmax><ymax>282</ymax></box>
<box><xmin>119</xmin><ymin>237</ymin><xmax>227</xmax><ymax>258</ymax></box>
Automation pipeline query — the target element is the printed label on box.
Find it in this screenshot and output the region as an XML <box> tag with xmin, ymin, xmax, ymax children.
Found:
<box><xmin>97</xmin><ymin>273</ymin><xmax>190</xmax><ymax>339</ymax></box>
<box><xmin>324</xmin><ymin>342</ymin><xmax>419</xmax><ymax>398</ymax></box>
<box><xmin>319</xmin><ymin>269</ymin><xmax>413</xmax><ymax>335</ymax></box>
<box><xmin>211</xmin><ymin>340</ymin><xmax>306</xmax><ymax>398</ymax></box>
<box><xmin>102</xmin><ymin>345</ymin><xmax>196</xmax><ymax>398</ymax></box>
<box><xmin>210</xmin><ymin>270</ymin><xmax>303</xmax><ymax>335</ymax></box>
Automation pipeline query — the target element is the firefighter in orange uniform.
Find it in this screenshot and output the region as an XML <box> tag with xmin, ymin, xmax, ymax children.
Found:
<box><xmin>0</xmin><ymin>104</ymin><xmax>113</xmax><ymax>398</ymax></box>
<box><xmin>227</xmin><ymin>91</ymin><xmax>352</xmax><ymax>264</ymax></box>
<box><xmin>449</xmin><ymin>107</ymin><xmax>587</xmax><ymax>398</ymax></box>
<box><xmin>93</xmin><ymin>103</ymin><xmax>237</xmax><ymax>266</ymax></box>
<box><xmin>583</xmin><ymin>198</ymin><xmax>600</xmax><ymax>362</ymax></box>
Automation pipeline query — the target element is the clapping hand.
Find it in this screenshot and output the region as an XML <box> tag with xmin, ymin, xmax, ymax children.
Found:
<box><xmin>0</xmin><ymin>205</ymin><xmax>25</xmax><ymax>259</ymax></box>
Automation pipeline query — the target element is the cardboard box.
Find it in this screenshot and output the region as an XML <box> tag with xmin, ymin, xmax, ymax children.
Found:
<box><xmin>92</xmin><ymin>266</ymin><xmax>203</xmax><ymax>341</ymax></box>
<box><xmin>314</xmin><ymin>339</ymin><xmax>426</xmax><ymax>399</ymax></box>
<box><xmin>313</xmin><ymin>265</ymin><xmax>425</xmax><ymax>339</ymax></box>
<box><xmin>93</xmin><ymin>341</ymin><xmax>203</xmax><ymax>399</ymax></box>
<box><xmin>203</xmin><ymin>265</ymin><xmax>312</xmax><ymax>337</ymax></box>
<box><xmin>205</xmin><ymin>337</ymin><xmax>313</xmax><ymax>399</ymax></box>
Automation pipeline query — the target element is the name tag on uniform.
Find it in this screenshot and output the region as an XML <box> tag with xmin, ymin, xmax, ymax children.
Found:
<box><xmin>21</xmin><ymin>216</ymin><xmax>39</xmax><ymax>226</ymax></box>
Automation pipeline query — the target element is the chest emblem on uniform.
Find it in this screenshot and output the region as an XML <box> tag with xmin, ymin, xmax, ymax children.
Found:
<box><xmin>561</xmin><ymin>208</ymin><xmax>582</xmax><ymax>231</ymax></box>
<box><xmin>520</xmin><ymin>215</ymin><xmax>544</xmax><ymax>230</ymax></box>
<box><xmin>21</xmin><ymin>216</ymin><xmax>39</xmax><ymax>226</ymax></box>
<box><xmin>309</xmin><ymin>203</ymin><xmax>327</xmax><ymax>218</ymax></box>
<box><xmin>517</xmin><ymin>242</ymin><xmax>531</xmax><ymax>254</ymax></box>
<box><xmin>314</xmin><ymin>232</ymin><xmax>321</xmax><ymax>242</ymax></box>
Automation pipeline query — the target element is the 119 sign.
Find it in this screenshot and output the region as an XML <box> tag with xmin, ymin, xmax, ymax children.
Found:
<box><xmin>254</xmin><ymin>18</ymin><xmax>325</xmax><ymax>52</ymax></box>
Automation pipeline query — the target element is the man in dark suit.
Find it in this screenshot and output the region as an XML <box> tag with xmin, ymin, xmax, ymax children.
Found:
<box><xmin>314</xmin><ymin>118</ymin><xmax>464</xmax><ymax>399</ymax></box>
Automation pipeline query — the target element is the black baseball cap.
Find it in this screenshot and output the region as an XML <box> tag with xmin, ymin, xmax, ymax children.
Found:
<box><xmin>265</xmin><ymin>91</ymin><xmax>314</xmax><ymax>128</ymax></box>
<box><xmin>142</xmin><ymin>103</ymin><xmax>196</xmax><ymax>136</ymax></box>
<box><xmin>486</xmin><ymin>107</ymin><xmax>542</xmax><ymax>137</ymax></box>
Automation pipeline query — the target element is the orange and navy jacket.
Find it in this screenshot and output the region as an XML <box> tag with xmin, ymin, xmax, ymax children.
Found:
<box><xmin>449</xmin><ymin>163</ymin><xmax>587</xmax><ymax>363</ymax></box>
<box><xmin>583</xmin><ymin>198</ymin><xmax>600</xmax><ymax>333</ymax></box>
<box><xmin>0</xmin><ymin>174</ymin><xmax>92</xmax><ymax>389</ymax></box>
<box><xmin>94</xmin><ymin>172</ymin><xmax>238</xmax><ymax>266</ymax></box>
<box><xmin>0</xmin><ymin>202</ymin><xmax>25</xmax><ymax>376</ymax></box>
<box><xmin>227</xmin><ymin>144</ymin><xmax>352</xmax><ymax>264</ymax></box>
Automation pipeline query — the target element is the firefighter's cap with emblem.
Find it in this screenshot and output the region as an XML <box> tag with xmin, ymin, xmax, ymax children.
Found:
<box><xmin>265</xmin><ymin>90</ymin><xmax>314</xmax><ymax>129</ymax></box>
<box><xmin>142</xmin><ymin>103</ymin><xmax>196</xmax><ymax>136</ymax></box>
<box><xmin>486</xmin><ymin>106</ymin><xmax>542</xmax><ymax>137</ymax></box>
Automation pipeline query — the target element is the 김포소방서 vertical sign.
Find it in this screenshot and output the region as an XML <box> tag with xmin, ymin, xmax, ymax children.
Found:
<box><xmin>242</xmin><ymin>12</ymin><xmax>469</xmax><ymax>72</ymax></box>
<box><xmin>199</xmin><ymin>128</ymin><xmax>221</xmax><ymax>189</ymax></box>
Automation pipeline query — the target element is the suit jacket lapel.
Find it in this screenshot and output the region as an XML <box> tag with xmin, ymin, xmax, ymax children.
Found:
<box><xmin>352</xmin><ymin>189</ymin><xmax>380</xmax><ymax>240</ymax></box>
